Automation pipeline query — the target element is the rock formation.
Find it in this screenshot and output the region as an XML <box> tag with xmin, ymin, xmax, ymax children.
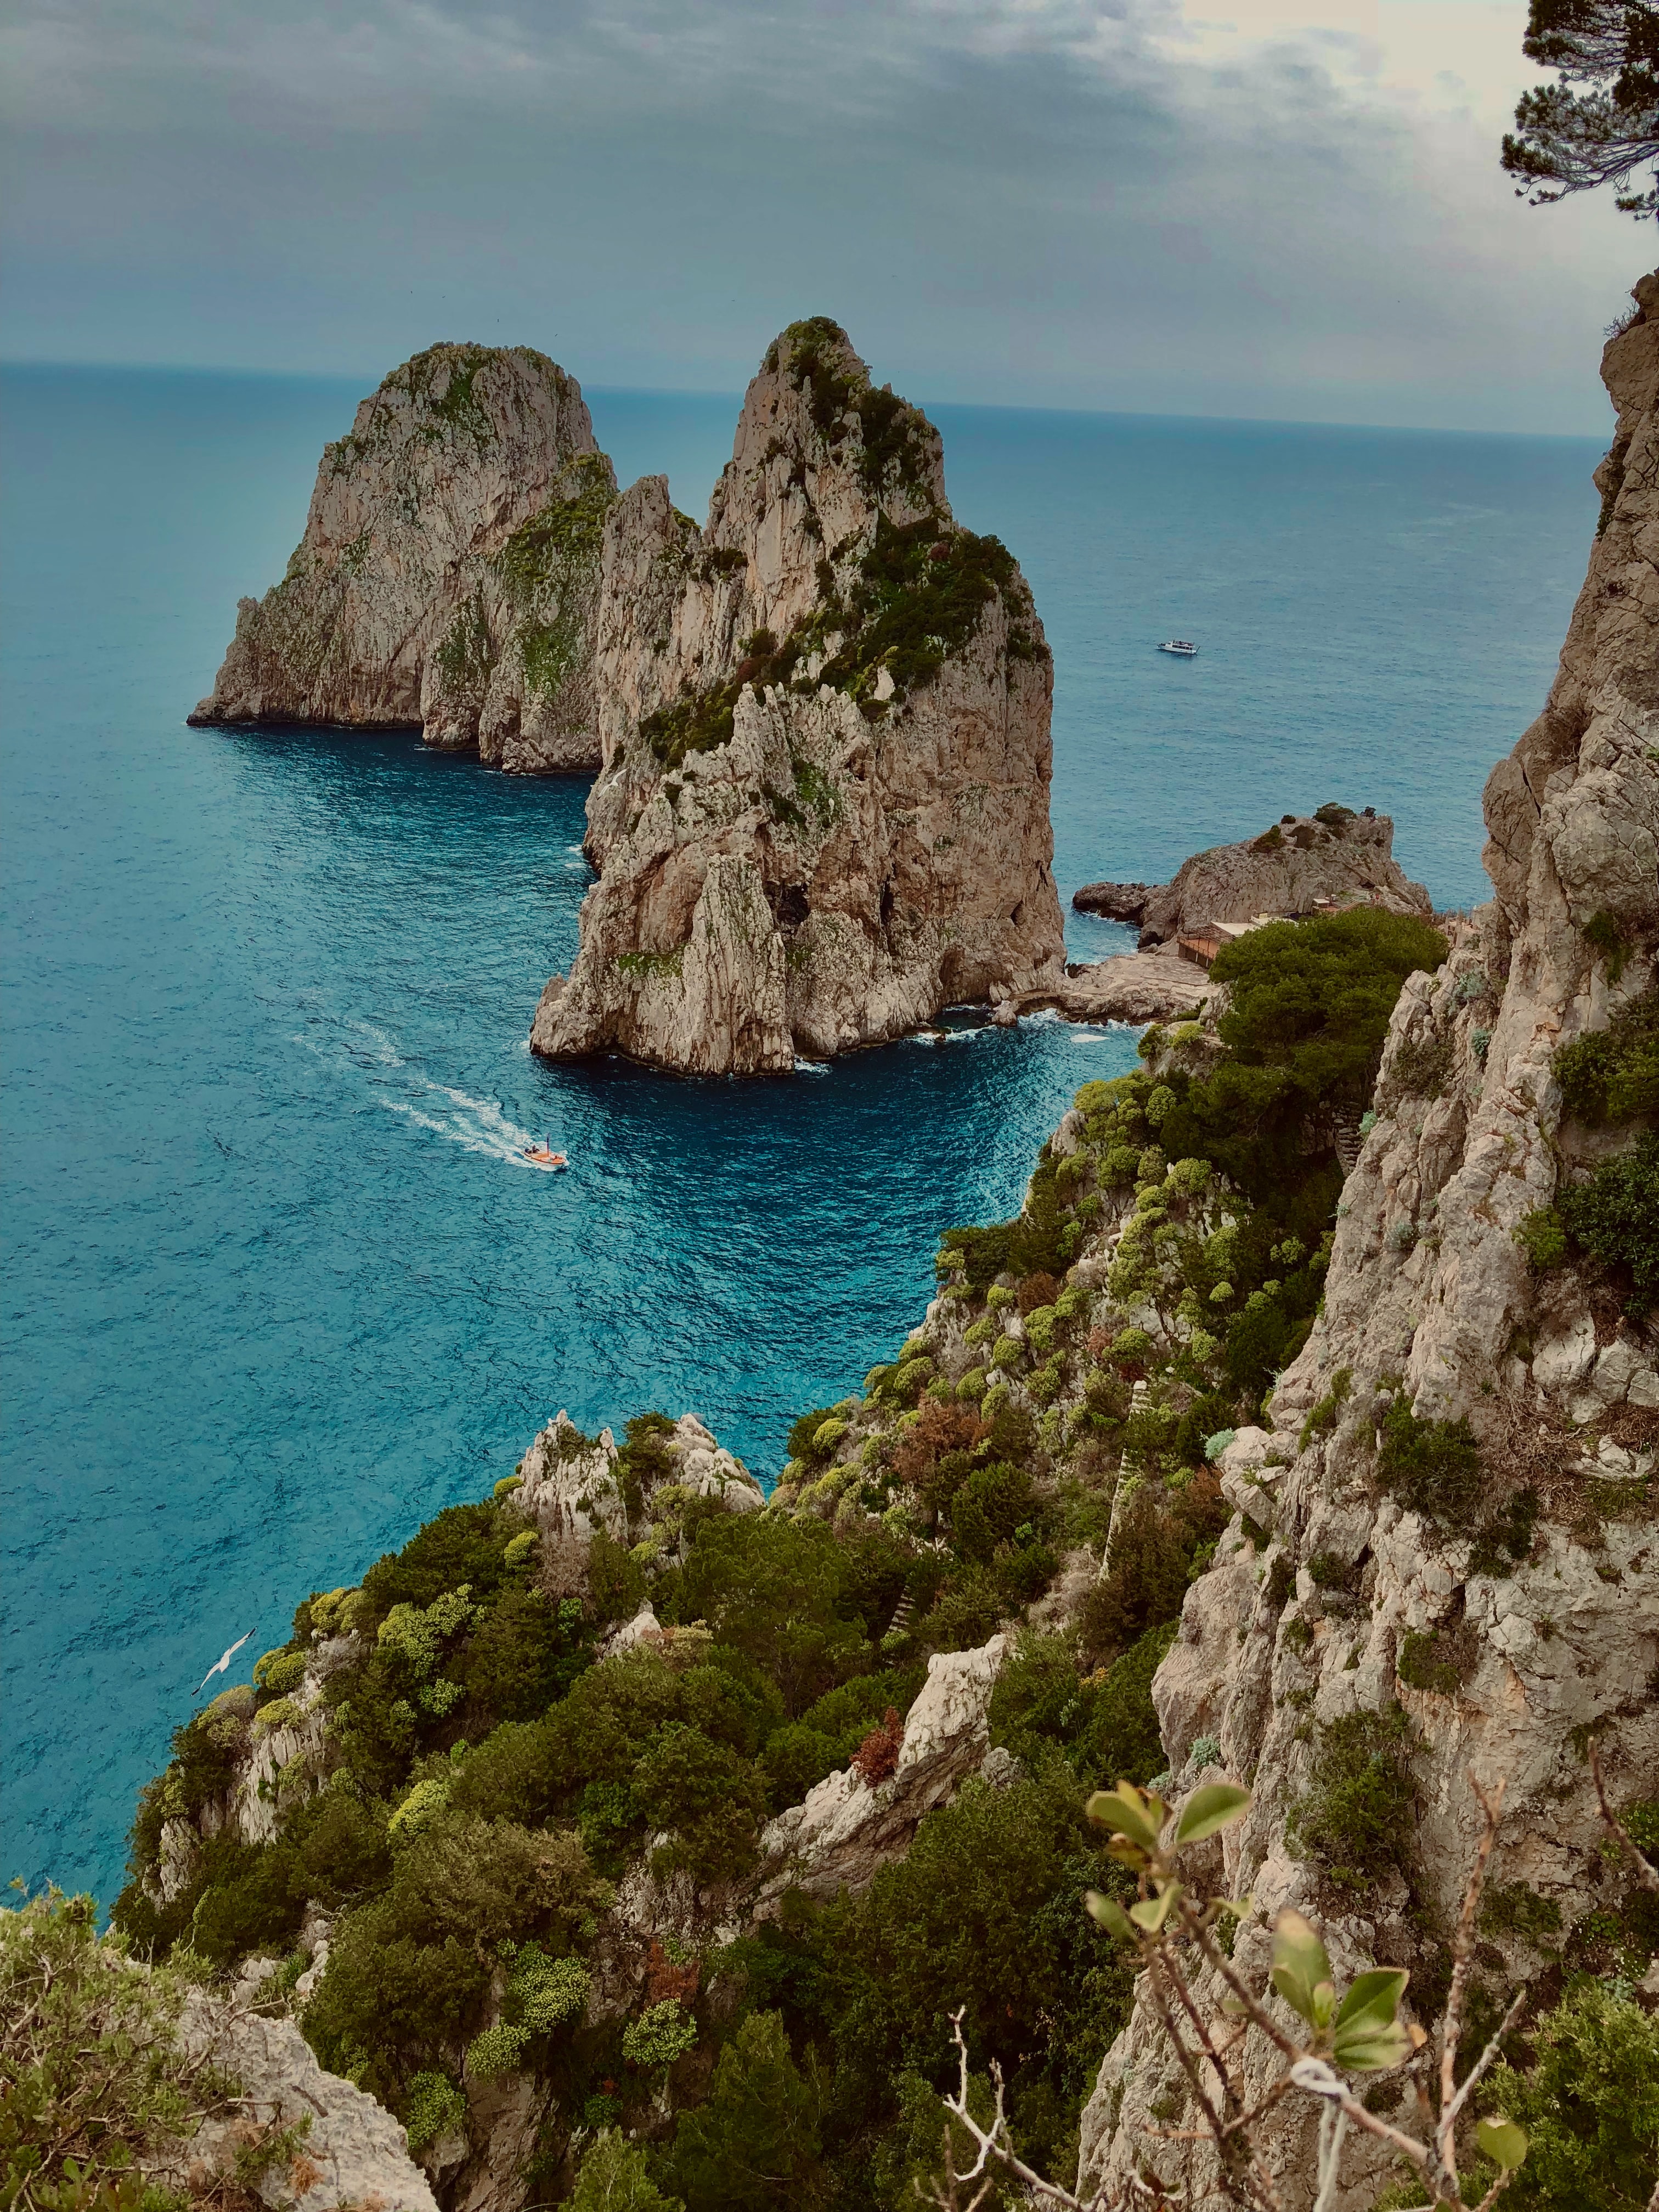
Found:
<box><xmin>1076</xmin><ymin>271</ymin><xmax>1659</xmax><ymax>2208</ymax></box>
<box><xmin>1078</xmin><ymin>806</ymin><xmax>1431</xmax><ymax>949</ymax></box>
<box><xmin>189</xmin><ymin>345</ymin><xmax>616</xmax><ymax>772</ymax></box>
<box><xmin>753</xmin><ymin>1635</ymin><xmax>1008</xmax><ymax>1909</ymax></box>
<box><xmin>156</xmin><ymin>1989</ymin><xmax>439</xmax><ymax>2212</ymax></box>
<box><xmin>529</xmin><ymin>318</ymin><xmax>1065</xmax><ymax>1073</ymax></box>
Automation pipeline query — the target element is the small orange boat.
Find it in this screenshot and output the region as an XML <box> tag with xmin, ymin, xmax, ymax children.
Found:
<box><xmin>522</xmin><ymin>1144</ymin><xmax>567</xmax><ymax>1170</ymax></box>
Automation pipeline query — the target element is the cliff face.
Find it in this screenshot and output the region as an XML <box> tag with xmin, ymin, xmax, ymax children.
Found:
<box><xmin>529</xmin><ymin>318</ymin><xmax>1065</xmax><ymax>1074</ymax></box>
<box><xmin>189</xmin><ymin>345</ymin><xmax>616</xmax><ymax>772</ymax></box>
<box><xmin>1077</xmin><ymin>274</ymin><xmax>1659</xmax><ymax>2207</ymax></box>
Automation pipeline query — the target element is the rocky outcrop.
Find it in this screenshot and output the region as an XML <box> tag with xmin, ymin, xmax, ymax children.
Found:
<box><xmin>189</xmin><ymin>345</ymin><xmax>616</xmax><ymax>771</ymax></box>
<box><xmin>529</xmin><ymin>318</ymin><xmax>1065</xmax><ymax>1074</ymax></box>
<box><xmin>994</xmin><ymin>941</ymin><xmax>1213</xmax><ymax>1028</ymax></box>
<box><xmin>753</xmin><ymin>1635</ymin><xmax>1008</xmax><ymax>1910</ymax></box>
<box><xmin>516</xmin><ymin>1408</ymin><xmax>763</xmax><ymax>1593</ymax></box>
<box><xmin>1071</xmin><ymin>879</ymin><xmax>1156</xmax><ymax>922</ymax></box>
<box><xmin>1120</xmin><ymin>808</ymin><xmax>1430</xmax><ymax>949</ymax></box>
<box><xmin>151</xmin><ymin>1988</ymin><xmax>437</xmax><ymax>2212</ymax></box>
<box><xmin>1077</xmin><ymin>273</ymin><xmax>1659</xmax><ymax>2211</ymax></box>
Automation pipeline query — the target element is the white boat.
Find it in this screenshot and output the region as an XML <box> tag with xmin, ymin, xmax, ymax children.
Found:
<box><xmin>1158</xmin><ymin>639</ymin><xmax>1199</xmax><ymax>656</ymax></box>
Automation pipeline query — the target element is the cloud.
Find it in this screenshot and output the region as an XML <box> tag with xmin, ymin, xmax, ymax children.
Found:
<box><xmin>0</xmin><ymin>0</ymin><xmax>1641</xmax><ymax>430</ymax></box>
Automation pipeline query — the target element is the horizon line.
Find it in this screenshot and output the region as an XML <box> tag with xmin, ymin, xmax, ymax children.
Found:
<box><xmin>0</xmin><ymin>353</ymin><xmax>1611</xmax><ymax>447</ymax></box>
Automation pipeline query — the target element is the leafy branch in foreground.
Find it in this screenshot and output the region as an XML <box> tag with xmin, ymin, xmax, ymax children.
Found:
<box><xmin>924</xmin><ymin>1775</ymin><xmax>1534</xmax><ymax>2211</ymax></box>
<box><xmin>1</xmin><ymin>1884</ymin><xmax>238</xmax><ymax>2212</ymax></box>
<box><xmin>1501</xmin><ymin>1</ymin><xmax>1659</xmax><ymax>218</ymax></box>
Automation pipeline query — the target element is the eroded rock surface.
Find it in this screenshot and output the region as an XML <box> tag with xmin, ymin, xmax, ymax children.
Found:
<box><xmin>155</xmin><ymin>1990</ymin><xmax>437</xmax><ymax>2212</ymax></box>
<box><xmin>1130</xmin><ymin>808</ymin><xmax>1430</xmax><ymax>948</ymax></box>
<box><xmin>530</xmin><ymin>318</ymin><xmax>1064</xmax><ymax>1073</ymax></box>
<box><xmin>1078</xmin><ymin>272</ymin><xmax>1659</xmax><ymax>2212</ymax></box>
<box><xmin>190</xmin><ymin>345</ymin><xmax>615</xmax><ymax>771</ymax></box>
<box><xmin>753</xmin><ymin>1634</ymin><xmax>1008</xmax><ymax>1909</ymax></box>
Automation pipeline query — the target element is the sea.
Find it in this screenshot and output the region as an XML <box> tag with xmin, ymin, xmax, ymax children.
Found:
<box><xmin>0</xmin><ymin>362</ymin><xmax>1603</xmax><ymax>1904</ymax></box>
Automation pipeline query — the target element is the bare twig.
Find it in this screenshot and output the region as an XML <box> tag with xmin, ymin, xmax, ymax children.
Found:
<box><xmin>1591</xmin><ymin>1739</ymin><xmax>1659</xmax><ymax>1896</ymax></box>
<box><xmin>1436</xmin><ymin>1774</ymin><xmax>1506</xmax><ymax>2192</ymax></box>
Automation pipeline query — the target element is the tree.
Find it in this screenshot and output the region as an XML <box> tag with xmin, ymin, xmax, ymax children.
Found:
<box><xmin>668</xmin><ymin>2011</ymin><xmax>822</xmax><ymax>2211</ymax></box>
<box><xmin>1502</xmin><ymin>1</ymin><xmax>1659</xmax><ymax>218</ymax></box>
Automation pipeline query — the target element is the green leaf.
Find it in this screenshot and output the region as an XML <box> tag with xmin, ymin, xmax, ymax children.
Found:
<box><xmin>1270</xmin><ymin>1908</ymin><xmax>1333</xmax><ymax>2027</ymax></box>
<box><xmin>1332</xmin><ymin>2018</ymin><xmax>1413</xmax><ymax>2072</ymax></box>
<box><xmin>1085</xmin><ymin>1890</ymin><xmax>1135</xmax><ymax>1940</ymax></box>
<box><xmin>1172</xmin><ymin>1781</ymin><xmax>1251</xmax><ymax>1846</ymax></box>
<box><xmin>1477</xmin><ymin>2116</ymin><xmax>1527</xmax><ymax>2171</ymax></box>
<box><xmin>1086</xmin><ymin>1784</ymin><xmax>1166</xmax><ymax>1853</ymax></box>
<box><xmin>1129</xmin><ymin>1882</ymin><xmax>1182</xmax><ymax>1933</ymax></box>
<box><xmin>1334</xmin><ymin>1968</ymin><xmax>1409</xmax><ymax>2035</ymax></box>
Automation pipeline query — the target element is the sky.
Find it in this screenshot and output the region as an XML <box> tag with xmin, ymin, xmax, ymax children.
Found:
<box><xmin>0</xmin><ymin>0</ymin><xmax>1648</xmax><ymax>432</ymax></box>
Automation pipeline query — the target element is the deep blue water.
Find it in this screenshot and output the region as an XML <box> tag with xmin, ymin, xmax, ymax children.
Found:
<box><xmin>1</xmin><ymin>363</ymin><xmax>1601</xmax><ymax>1904</ymax></box>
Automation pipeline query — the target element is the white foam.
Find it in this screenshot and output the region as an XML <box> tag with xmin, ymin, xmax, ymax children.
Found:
<box><xmin>295</xmin><ymin>1016</ymin><xmax>555</xmax><ymax>1169</ymax></box>
<box><xmin>793</xmin><ymin>1056</ymin><xmax>831</xmax><ymax>1075</ymax></box>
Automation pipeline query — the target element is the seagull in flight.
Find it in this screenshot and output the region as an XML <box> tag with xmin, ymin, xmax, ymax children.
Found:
<box><xmin>196</xmin><ymin>1629</ymin><xmax>255</xmax><ymax>1696</ymax></box>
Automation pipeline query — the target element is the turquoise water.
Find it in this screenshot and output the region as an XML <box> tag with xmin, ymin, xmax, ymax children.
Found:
<box><xmin>1</xmin><ymin>364</ymin><xmax>1601</xmax><ymax>1903</ymax></box>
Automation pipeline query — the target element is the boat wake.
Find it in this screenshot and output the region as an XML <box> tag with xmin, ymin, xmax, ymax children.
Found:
<box><xmin>292</xmin><ymin>1017</ymin><xmax>553</xmax><ymax>1169</ymax></box>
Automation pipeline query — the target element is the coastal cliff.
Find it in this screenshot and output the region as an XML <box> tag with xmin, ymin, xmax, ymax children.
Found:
<box><xmin>528</xmin><ymin>318</ymin><xmax>1065</xmax><ymax>1074</ymax></box>
<box><xmin>189</xmin><ymin>345</ymin><xmax>616</xmax><ymax>771</ymax></box>
<box><xmin>1076</xmin><ymin>272</ymin><xmax>1659</xmax><ymax>2205</ymax></box>
<box><xmin>84</xmin><ymin>291</ymin><xmax>1659</xmax><ymax>2212</ymax></box>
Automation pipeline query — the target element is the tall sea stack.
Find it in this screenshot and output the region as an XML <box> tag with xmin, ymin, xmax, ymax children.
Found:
<box><xmin>528</xmin><ymin>318</ymin><xmax>1066</xmax><ymax>1075</ymax></box>
<box><xmin>189</xmin><ymin>345</ymin><xmax>616</xmax><ymax>773</ymax></box>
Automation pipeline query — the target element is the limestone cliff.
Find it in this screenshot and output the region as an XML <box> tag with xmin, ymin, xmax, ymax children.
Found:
<box><xmin>529</xmin><ymin>318</ymin><xmax>1065</xmax><ymax>1074</ymax></box>
<box><xmin>1076</xmin><ymin>274</ymin><xmax>1659</xmax><ymax>2207</ymax></box>
<box><xmin>189</xmin><ymin>345</ymin><xmax>616</xmax><ymax>771</ymax></box>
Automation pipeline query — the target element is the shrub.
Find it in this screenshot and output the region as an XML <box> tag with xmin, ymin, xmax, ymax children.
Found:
<box><xmin>1583</xmin><ymin>908</ymin><xmax>1630</xmax><ymax>984</ymax></box>
<box><xmin>622</xmin><ymin>1999</ymin><xmax>698</xmax><ymax>2071</ymax></box>
<box><xmin>1377</xmin><ymin>1401</ymin><xmax>1484</xmax><ymax>1528</ymax></box>
<box><xmin>571</xmin><ymin>2131</ymin><xmax>685</xmax><ymax>2212</ymax></box>
<box><xmin>1515</xmin><ymin>1207</ymin><xmax>1570</xmax><ymax>1271</ymax></box>
<box><xmin>303</xmin><ymin>1895</ymin><xmax>488</xmax><ymax>2097</ymax></box>
<box><xmin>850</xmin><ymin>1709</ymin><xmax>903</xmax><ymax>1787</ymax></box>
<box><xmin>1479</xmin><ymin>1883</ymin><xmax>1564</xmax><ymax>1949</ymax></box>
<box><xmin>787</xmin><ymin>1407</ymin><xmax>840</xmax><ymax>1463</ymax></box>
<box><xmin>403</xmin><ymin>2070</ymin><xmax>467</xmax><ymax>2153</ymax></box>
<box><xmin>949</xmin><ymin>1462</ymin><xmax>1034</xmax><ymax>1565</ymax></box>
<box><xmin>636</xmin><ymin>1722</ymin><xmax>768</xmax><ymax>1887</ymax></box>
<box><xmin>1073</xmin><ymin>1621</ymin><xmax>1180</xmax><ymax>1788</ymax></box>
<box><xmin>1292</xmin><ymin>1705</ymin><xmax>1417</xmax><ymax>1888</ymax></box>
<box><xmin>670</xmin><ymin>1514</ymin><xmax>868</xmax><ymax>1716</ymax></box>
<box><xmin>0</xmin><ymin>1886</ymin><xmax>242</xmax><ymax>2208</ymax></box>
<box><xmin>668</xmin><ymin>2011</ymin><xmax>822</xmax><ymax>2212</ymax></box>
<box><xmin>255</xmin><ymin>1649</ymin><xmax>307</xmax><ymax>1699</ymax></box>
<box><xmin>1483</xmin><ymin>1980</ymin><xmax>1659</xmax><ymax>2211</ymax></box>
<box><xmin>388</xmin><ymin>1814</ymin><xmax>603</xmax><ymax>1951</ymax></box>
<box><xmin>1555</xmin><ymin>990</ymin><xmax>1659</xmax><ymax>1125</ymax></box>
<box><xmin>1081</xmin><ymin>1476</ymin><xmax>1226</xmax><ymax>1660</ymax></box>
<box><xmin>761</xmin><ymin>1723</ymin><xmax>844</xmax><ymax>1809</ymax></box>
<box><xmin>1557</xmin><ymin>1135</ymin><xmax>1659</xmax><ymax>1310</ymax></box>
<box><xmin>1153</xmin><ymin>909</ymin><xmax>1446</xmax><ymax>1197</ymax></box>
<box><xmin>1299</xmin><ymin>1367</ymin><xmax>1352</xmax><ymax>1449</ymax></box>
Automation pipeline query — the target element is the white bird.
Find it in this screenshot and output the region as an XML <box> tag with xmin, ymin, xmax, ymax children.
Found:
<box><xmin>195</xmin><ymin>1628</ymin><xmax>255</xmax><ymax>1696</ymax></box>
